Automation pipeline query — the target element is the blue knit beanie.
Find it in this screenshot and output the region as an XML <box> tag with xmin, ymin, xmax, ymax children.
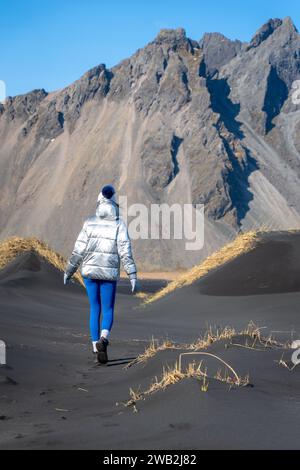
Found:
<box><xmin>102</xmin><ymin>185</ymin><xmax>115</xmax><ymax>200</ymax></box>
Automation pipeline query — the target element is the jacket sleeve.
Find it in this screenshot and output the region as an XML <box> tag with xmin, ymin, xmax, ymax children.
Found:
<box><xmin>65</xmin><ymin>221</ymin><xmax>89</xmax><ymax>278</ymax></box>
<box><xmin>117</xmin><ymin>219</ymin><xmax>137</xmax><ymax>278</ymax></box>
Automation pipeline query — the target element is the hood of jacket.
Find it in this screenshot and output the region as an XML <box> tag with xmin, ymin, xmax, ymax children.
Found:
<box><xmin>96</xmin><ymin>194</ymin><xmax>119</xmax><ymax>221</ymax></box>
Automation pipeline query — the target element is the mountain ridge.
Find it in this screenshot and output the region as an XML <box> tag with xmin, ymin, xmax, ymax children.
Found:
<box><xmin>1</xmin><ymin>17</ymin><xmax>300</xmax><ymax>270</ymax></box>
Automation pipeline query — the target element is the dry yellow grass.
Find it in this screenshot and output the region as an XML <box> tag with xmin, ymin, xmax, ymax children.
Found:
<box><xmin>190</xmin><ymin>326</ymin><xmax>237</xmax><ymax>350</ymax></box>
<box><xmin>240</xmin><ymin>321</ymin><xmax>286</xmax><ymax>349</ymax></box>
<box><xmin>124</xmin><ymin>322</ymin><xmax>288</xmax><ymax>408</ymax></box>
<box><xmin>126</xmin><ymin>322</ymin><xmax>286</xmax><ymax>370</ymax></box>
<box><xmin>125</xmin><ymin>326</ymin><xmax>238</xmax><ymax>369</ymax></box>
<box><xmin>276</xmin><ymin>354</ymin><xmax>297</xmax><ymax>371</ymax></box>
<box><xmin>215</xmin><ymin>368</ymin><xmax>250</xmax><ymax>388</ymax></box>
<box><xmin>125</xmin><ymin>359</ymin><xmax>248</xmax><ymax>408</ymax></box>
<box><xmin>125</xmin><ymin>337</ymin><xmax>178</xmax><ymax>369</ymax></box>
<box><xmin>0</xmin><ymin>236</ymin><xmax>84</xmax><ymax>286</ymax></box>
<box><xmin>144</xmin><ymin>230</ymin><xmax>259</xmax><ymax>304</ymax></box>
<box><xmin>134</xmin><ymin>292</ymin><xmax>149</xmax><ymax>301</ymax></box>
<box><xmin>200</xmin><ymin>370</ymin><xmax>209</xmax><ymax>392</ymax></box>
<box><xmin>125</xmin><ymin>362</ymin><xmax>202</xmax><ymax>407</ymax></box>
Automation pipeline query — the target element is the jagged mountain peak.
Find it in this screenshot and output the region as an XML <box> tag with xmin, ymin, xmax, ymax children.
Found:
<box><xmin>248</xmin><ymin>17</ymin><xmax>298</xmax><ymax>50</ymax></box>
<box><xmin>249</xmin><ymin>18</ymin><xmax>283</xmax><ymax>48</ymax></box>
<box><xmin>152</xmin><ymin>27</ymin><xmax>197</xmax><ymax>54</ymax></box>
<box><xmin>282</xmin><ymin>16</ymin><xmax>298</xmax><ymax>33</ymax></box>
<box><xmin>154</xmin><ymin>28</ymin><xmax>187</xmax><ymax>43</ymax></box>
<box><xmin>199</xmin><ymin>31</ymin><xmax>241</xmax><ymax>45</ymax></box>
<box><xmin>3</xmin><ymin>88</ymin><xmax>48</xmax><ymax>122</ymax></box>
<box><xmin>4</xmin><ymin>88</ymin><xmax>48</xmax><ymax>108</ymax></box>
<box><xmin>199</xmin><ymin>32</ymin><xmax>242</xmax><ymax>77</ymax></box>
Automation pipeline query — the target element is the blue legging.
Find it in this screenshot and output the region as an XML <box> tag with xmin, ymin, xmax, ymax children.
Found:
<box><xmin>83</xmin><ymin>278</ymin><xmax>117</xmax><ymax>342</ymax></box>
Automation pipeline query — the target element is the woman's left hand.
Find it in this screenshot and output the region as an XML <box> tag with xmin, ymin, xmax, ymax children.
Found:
<box><xmin>130</xmin><ymin>278</ymin><xmax>137</xmax><ymax>293</ymax></box>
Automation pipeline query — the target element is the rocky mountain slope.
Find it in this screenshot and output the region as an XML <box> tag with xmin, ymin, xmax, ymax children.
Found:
<box><xmin>1</xmin><ymin>17</ymin><xmax>300</xmax><ymax>270</ymax></box>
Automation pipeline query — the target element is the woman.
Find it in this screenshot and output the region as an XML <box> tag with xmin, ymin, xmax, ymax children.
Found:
<box><xmin>64</xmin><ymin>185</ymin><xmax>137</xmax><ymax>364</ymax></box>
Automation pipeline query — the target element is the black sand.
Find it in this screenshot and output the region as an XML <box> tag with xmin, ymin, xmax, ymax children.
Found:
<box><xmin>1</xmin><ymin>232</ymin><xmax>300</xmax><ymax>449</ymax></box>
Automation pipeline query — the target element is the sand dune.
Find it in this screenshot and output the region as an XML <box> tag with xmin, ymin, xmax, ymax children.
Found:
<box><xmin>0</xmin><ymin>232</ymin><xmax>300</xmax><ymax>449</ymax></box>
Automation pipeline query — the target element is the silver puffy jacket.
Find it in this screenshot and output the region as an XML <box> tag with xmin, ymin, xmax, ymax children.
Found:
<box><xmin>65</xmin><ymin>195</ymin><xmax>137</xmax><ymax>281</ymax></box>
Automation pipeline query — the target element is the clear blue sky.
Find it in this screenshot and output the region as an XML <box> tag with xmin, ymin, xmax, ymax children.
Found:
<box><xmin>1</xmin><ymin>0</ymin><xmax>299</xmax><ymax>97</ymax></box>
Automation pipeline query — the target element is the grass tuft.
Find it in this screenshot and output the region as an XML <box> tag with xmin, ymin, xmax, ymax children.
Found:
<box><xmin>126</xmin><ymin>322</ymin><xmax>281</xmax><ymax>370</ymax></box>
<box><xmin>125</xmin><ymin>359</ymin><xmax>247</xmax><ymax>409</ymax></box>
<box><xmin>190</xmin><ymin>326</ymin><xmax>237</xmax><ymax>350</ymax></box>
<box><xmin>125</xmin><ymin>337</ymin><xmax>178</xmax><ymax>369</ymax></box>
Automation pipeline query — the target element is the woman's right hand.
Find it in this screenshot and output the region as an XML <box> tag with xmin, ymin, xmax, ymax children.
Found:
<box><xmin>64</xmin><ymin>273</ymin><xmax>71</xmax><ymax>285</ymax></box>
